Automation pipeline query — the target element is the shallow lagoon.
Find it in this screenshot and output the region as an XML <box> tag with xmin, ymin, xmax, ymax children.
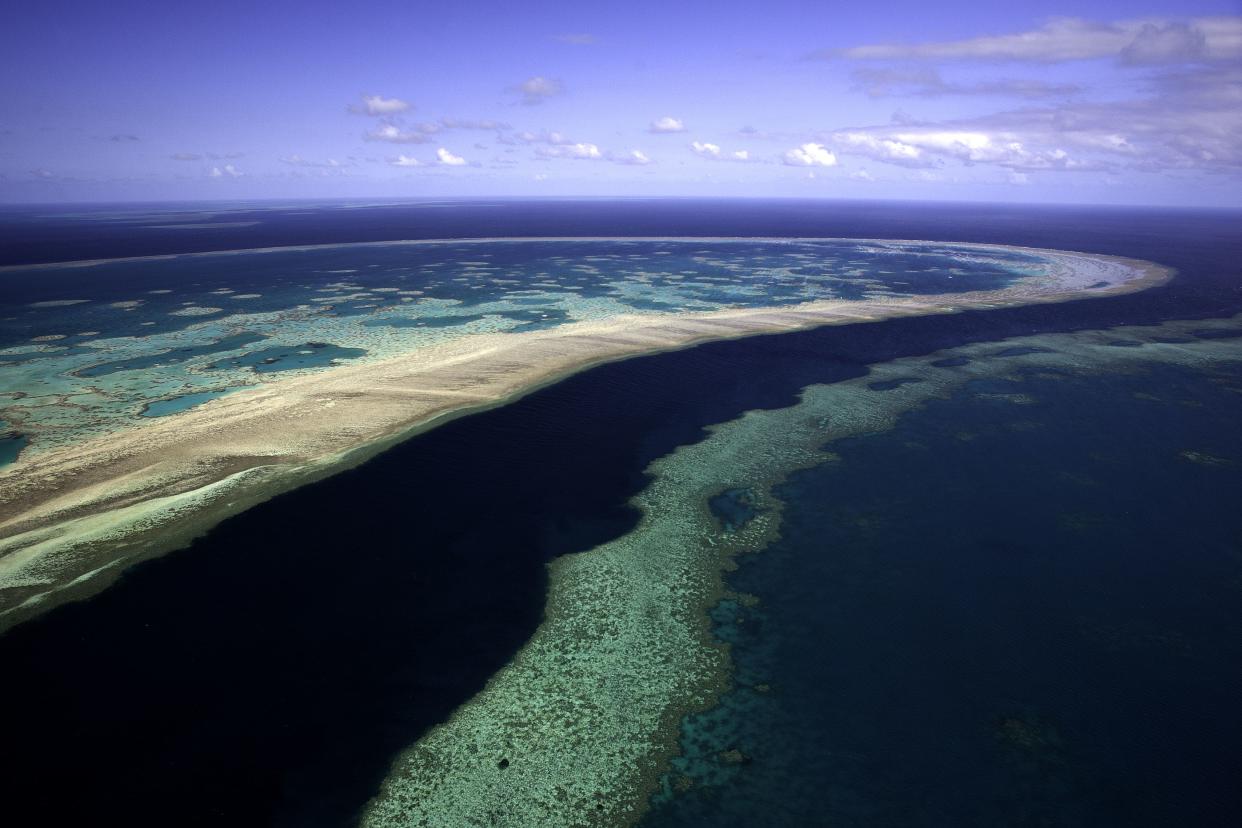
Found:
<box><xmin>0</xmin><ymin>238</ymin><xmax>1064</xmax><ymax>456</ymax></box>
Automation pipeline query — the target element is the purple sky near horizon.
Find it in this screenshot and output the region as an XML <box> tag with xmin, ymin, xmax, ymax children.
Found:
<box><xmin>2</xmin><ymin>0</ymin><xmax>1241</xmax><ymax>206</ymax></box>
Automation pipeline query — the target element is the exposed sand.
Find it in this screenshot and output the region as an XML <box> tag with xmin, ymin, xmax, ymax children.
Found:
<box><xmin>0</xmin><ymin>246</ymin><xmax>1171</xmax><ymax>632</ymax></box>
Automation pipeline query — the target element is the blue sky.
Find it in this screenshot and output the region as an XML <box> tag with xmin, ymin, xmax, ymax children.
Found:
<box><xmin>2</xmin><ymin>0</ymin><xmax>1240</xmax><ymax>205</ymax></box>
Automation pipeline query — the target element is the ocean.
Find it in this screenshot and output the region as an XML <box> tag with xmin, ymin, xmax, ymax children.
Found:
<box><xmin>0</xmin><ymin>199</ymin><xmax>1239</xmax><ymax>827</ymax></box>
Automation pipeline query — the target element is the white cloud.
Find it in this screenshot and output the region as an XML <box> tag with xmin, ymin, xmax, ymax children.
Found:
<box><xmin>210</xmin><ymin>164</ymin><xmax>242</xmax><ymax>178</ymax></box>
<box><xmin>850</xmin><ymin>169</ymin><xmax>875</xmax><ymax>181</ymax></box>
<box><xmin>690</xmin><ymin>141</ymin><xmax>755</xmax><ymax>162</ymax></box>
<box><xmin>536</xmin><ymin>142</ymin><xmax>603</xmax><ymax>159</ymax></box>
<box><xmin>613</xmin><ymin>149</ymin><xmax>652</xmax><ymax>165</ymax></box>
<box><xmin>826</xmin><ymin>16</ymin><xmax>1242</xmax><ymax>64</ymax></box>
<box><xmin>783</xmin><ymin>143</ymin><xmax>838</xmax><ymax>167</ymax></box>
<box><xmin>365</xmin><ymin>123</ymin><xmax>431</xmax><ymax>144</ymax></box>
<box><xmin>649</xmin><ymin>116</ymin><xmax>686</xmax><ymax>133</ymax></box>
<box><xmin>834</xmin><ymin>127</ymin><xmax>1090</xmax><ymax>171</ymax></box>
<box><xmin>367</xmin><ymin>118</ymin><xmax>509</xmax><ymax>144</ymax></box>
<box><xmin>351</xmin><ymin>95</ymin><xmax>412</xmax><ymax>116</ymax></box>
<box><xmin>836</xmin><ymin>132</ymin><xmax>927</xmax><ymax>165</ymax></box>
<box><xmin>514</xmin><ymin>76</ymin><xmax>564</xmax><ymax>105</ymax></box>
<box><xmin>436</xmin><ymin>148</ymin><xmax>467</xmax><ymax>166</ymax></box>
<box><xmin>690</xmin><ymin>141</ymin><xmax>721</xmax><ymax>158</ymax></box>
<box><xmin>828</xmin><ymin>63</ymin><xmax>1242</xmax><ymax>175</ymax></box>
<box><xmin>390</xmin><ymin>155</ymin><xmax>422</xmax><ymax>167</ymax></box>
<box><xmin>512</xmin><ymin>130</ymin><xmax>575</xmax><ymax>146</ymax></box>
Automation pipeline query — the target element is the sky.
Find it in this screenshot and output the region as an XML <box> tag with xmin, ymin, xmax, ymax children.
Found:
<box><xmin>2</xmin><ymin>0</ymin><xmax>1240</xmax><ymax>206</ymax></box>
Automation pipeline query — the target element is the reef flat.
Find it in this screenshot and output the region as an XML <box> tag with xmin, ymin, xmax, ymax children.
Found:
<box><xmin>363</xmin><ymin>313</ymin><xmax>1242</xmax><ymax>827</ymax></box>
<box><xmin>0</xmin><ymin>239</ymin><xmax>1166</xmax><ymax>630</ymax></box>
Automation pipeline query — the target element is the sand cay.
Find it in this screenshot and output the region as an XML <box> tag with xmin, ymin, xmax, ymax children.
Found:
<box><xmin>0</xmin><ymin>243</ymin><xmax>1171</xmax><ymax>632</ymax></box>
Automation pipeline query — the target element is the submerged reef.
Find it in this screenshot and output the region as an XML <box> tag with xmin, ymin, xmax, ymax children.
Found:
<box><xmin>0</xmin><ymin>238</ymin><xmax>1156</xmax><ymax>459</ymax></box>
<box><xmin>0</xmin><ymin>239</ymin><xmax>1165</xmax><ymax>632</ymax></box>
<box><xmin>364</xmin><ymin>314</ymin><xmax>1242</xmax><ymax>827</ymax></box>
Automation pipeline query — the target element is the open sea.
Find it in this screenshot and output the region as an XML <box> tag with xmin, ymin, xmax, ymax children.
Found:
<box><xmin>1</xmin><ymin>199</ymin><xmax>1240</xmax><ymax>827</ymax></box>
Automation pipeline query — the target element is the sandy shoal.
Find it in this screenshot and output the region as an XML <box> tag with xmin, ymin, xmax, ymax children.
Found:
<box><xmin>0</xmin><ymin>249</ymin><xmax>1171</xmax><ymax>632</ymax></box>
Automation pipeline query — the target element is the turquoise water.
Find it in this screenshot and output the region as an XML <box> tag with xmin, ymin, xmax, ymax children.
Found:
<box><xmin>206</xmin><ymin>342</ymin><xmax>368</xmax><ymax>373</ymax></box>
<box><xmin>140</xmin><ymin>389</ymin><xmax>237</xmax><ymax>417</ymax></box>
<box><xmin>0</xmin><ymin>420</ymin><xmax>26</xmax><ymax>467</ymax></box>
<box><xmin>77</xmin><ymin>332</ymin><xmax>268</xmax><ymax>377</ymax></box>
<box><xmin>0</xmin><ymin>238</ymin><xmax>1069</xmax><ymax>458</ymax></box>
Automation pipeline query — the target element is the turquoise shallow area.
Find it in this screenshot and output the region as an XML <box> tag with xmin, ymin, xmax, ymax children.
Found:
<box><xmin>0</xmin><ymin>238</ymin><xmax>1055</xmax><ymax>457</ymax></box>
<box><xmin>140</xmin><ymin>390</ymin><xmax>237</xmax><ymax>418</ymax></box>
<box><xmin>206</xmin><ymin>342</ymin><xmax>368</xmax><ymax>373</ymax></box>
<box><xmin>76</xmin><ymin>332</ymin><xmax>268</xmax><ymax>377</ymax></box>
<box><xmin>0</xmin><ymin>420</ymin><xmax>27</xmax><ymax>467</ymax></box>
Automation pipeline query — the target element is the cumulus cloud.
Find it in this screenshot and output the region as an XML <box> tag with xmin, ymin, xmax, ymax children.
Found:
<box><xmin>690</xmin><ymin>141</ymin><xmax>721</xmax><ymax>158</ymax></box>
<box><xmin>783</xmin><ymin>143</ymin><xmax>838</xmax><ymax>167</ymax></box>
<box><xmin>690</xmin><ymin>141</ymin><xmax>754</xmax><ymax>162</ymax></box>
<box><xmin>823</xmin><ymin>16</ymin><xmax>1242</xmax><ymax>64</ymax></box>
<box><xmin>850</xmin><ymin>169</ymin><xmax>875</xmax><ymax>181</ymax></box>
<box><xmin>436</xmin><ymin>148</ymin><xmax>467</xmax><ymax>166</ymax></box>
<box><xmin>389</xmin><ymin>155</ymin><xmax>422</xmax><ymax>167</ymax></box>
<box><xmin>649</xmin><ymin>116</ymin><xmax>686</xmax><ymax>133</ymax></box>
<box><xmin>513</xmin><ymin>76</ymin><xmax>564</xmax><ymax>105</ymax></box>
<box><xmin>509</xmin><ymin>130</ymin><xmax>575</xmax><ymax>146</ymax></box>
<box><xmin>1121</xmin><ymin>22</ymin><xmax>1212</xmax><ymax>65</ymax></box>
<box><xmin>833</xmin><ymin>128</ymin><xmax>1093</xmax><ymax>171</ymax></box>
<box><xmin>554</xmin><ymin>33</ymin><xmax>596</xmax><ymax>45</ymax></box>
<box><xmin>612</xmin><ymin>149</ymin><xmax>652</xmax><ymax>165</ymax></box>
<box><xmin>365</xmin><ymin>123</ymin><xmax>431</xmax><ymax>144</ymax></box>
<box><xmin>536</xmin><ymin>142</ymin><xmax>603</xmax><ymax>159</ymax></box>
<box><xmin>210</xmin><ymin>164</ymin><xmax>243</xmax><ymax>178</ymax></box>
<box><xmin>835</xmin><ymin>132</ymin><xmax>929</xmax><ymax>166</ymax></box>
<box><xmin>351</xmin><ymin>95</ymin><xmax>412</xmax><ymax>116</ymax></box>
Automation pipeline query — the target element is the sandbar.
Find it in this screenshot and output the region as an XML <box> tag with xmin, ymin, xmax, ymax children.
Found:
<box><xmin>0</xmin><ymin>243</ymin><xmax>1171</xmax><ymax>632</ymax></box>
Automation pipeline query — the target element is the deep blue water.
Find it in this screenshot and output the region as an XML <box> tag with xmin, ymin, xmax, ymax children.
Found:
<box><xmin>0</xmin><ymin>199</ymin><xmax>1240</xmax><ymax>827</ymax></box>
<box><xmin>644</xmin><ymin>364</ymin><xmax>1242</xmax><ymax>827</ymax></box>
